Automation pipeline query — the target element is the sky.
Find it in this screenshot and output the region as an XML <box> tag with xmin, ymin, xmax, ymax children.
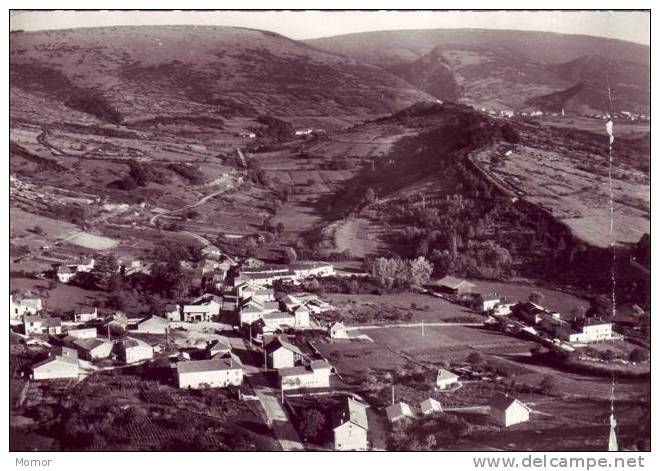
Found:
<box><xmin>9</xmin><ymin>10</ymin><xmax>651</xmax><ymax>45</ymax></box>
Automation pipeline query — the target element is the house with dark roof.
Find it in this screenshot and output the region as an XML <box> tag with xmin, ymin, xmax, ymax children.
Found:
<box><xmin>265</xmin><ymin>336</ymin><xmax>305</xmax><ymax>369</ymax></box>
<box><xmin>24</xmin><ymin>316</ymin><xmax>62</xmax><ymax>336</ymax></box>
<box><xmin>176</xmin><ymin>354</ymin><xmax>243</xmax><ymax>389</ymax></box>
<box><xmin>431</xmin><ymin>276</ymin><xmax>476</xmax><ymax>296</ymax></box>
<box><xmin>333</xmin><ymin>397</ymin><xmax>369</xmax><ymax>451</ymax></box>
<box><xmin>72</xmin><ymin>338</ymin><xmax>114</xmax><ymax>361</ymax></box>
<box><xmin>74</xmin><ymin>306</ymin><xmax>98</xmax><ymax>323</ymax></box>
<box><xmin>278</xmin><ymin>359</ymin><xmax>332</xmax><ymax>390</ymax></box>
<box><xmin>489</xmin><ymin>392</ymin><xmax>530</xmax><ymax>427</ymax></box>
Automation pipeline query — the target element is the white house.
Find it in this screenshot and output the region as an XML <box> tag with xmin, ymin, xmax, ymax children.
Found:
<box><xmin>207</xmin><ymin>337</ymin><xmax>232</xmax><ymax>358</ymax></box>
<box><xmin>265</xmin><ymin>337</ymin><xmax>304</xmax><ymax>369</ymax></box>
<box><xmin>290</xmin><ymin>262</ymin><xmax>335</xmax><ymax>279</ymax></box>
<box><xmin>32</xmin><ymin>347</ymin><xmax>79</xmax><ymax>380</ymax></box>
<box><xmin>72</xmin><ymin>338</ymin><xmax>114</xmax><ymax>361</ymax></box>
<box><xmin>489</xmin><ymin>393</ymin><xmax>530</xmax><ymax>427</ymax></box>
<box><xmin>291</xmin><ymin>304</ymin><xmax>311</xmax><ymax>328</ymax></box>
<box><xmin>74</xmin><ymin>306</ymin><xmax>98</xmax><ymax>323</ymax></box>
<box><xmin>66</xmin><ymin>327</ymin><xmax>98</xmax><ymax>340</ymax></box>
<box><xmin>420</xmin><ymin>398</ymin><xmax>443</xmax><ymax>415</ymax></box>
<box><xmin>75</xmin><ymin>258</ymin><xmax>95</xmax><ymax>273</ymax></box>
<box><xmin>386</xmin><ymin>402</ymin><xmax>415</xmax><ymax>423</ymax></box>
<box><xmin>176</xmin><ymin>354</ymin><xmax>243</xmax><ymax>389</ymax></box>
<box><xmin>479</xmin><ymin>294</ymin><xmax>503</xmax><ymax>312</ymax></box>
<box><xmin>262</xmin><ymin>311</ymin><xmax>296</xmax><ymax>331</ymax></box>
<box><xmin>562</xmin><ymin>319</ymin><xmax>614</xmax><ymax>343</ymax></box>
<box><xmin>436</xmin><ymin>368</ymin><xmax>459</xmax><ymax>390</ymax></box>
<box><xmin>330</xmin><ymin>322</ymin><xmax>349</xmax><ymax>339</ymax></box>
<box><xmin>24</xmin><ymin>316</ymin><xmax>62</xmax><ymax>336</ymax></box>
<box><xmin>57</xmin><ymin>265</ymin><xmax>76</xmax><ymax>283</ymax></box>
<box><xmin>278</xmin><ymin>359</ymin><xmax>332</xmax><ymax>390</ymax></box>
<box><xmin>116</xmin><ymin>337</ymin><xmax>154</xmax><ymax>364</ymax></box>
<box><xmin>182</xmin><ymin>294</ymin><xmax>222</xmax><ymax>322</ymax></box>
<box><xmin>294</xmin><ymin>128</ymin><xmax>313</xmax><ymax>136</ymax></box>
<box><xmin>492</xmin><ymin>297</ymin><xmax>517</xmax><ymax>316</ymax></box>
<box><xmin>163</xmin><ymin>304</ymin><xmax>181</xmax><ymax>322</ymax></box>
<box><xmin>333</xmin><ymin>397</ymin><xmax>369</xmax><ymax>451</ymax></box>
<box><xmin>11</xmin><ymin>295</ymin><xmax>43</xmax><ymax>320</ymax></box>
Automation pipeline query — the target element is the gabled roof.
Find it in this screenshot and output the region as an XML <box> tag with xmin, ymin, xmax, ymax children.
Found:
<box><xmin>437</xmin><ymin>368</ymin><xmax>459</xmax><ymax>382</ymax></box>
<box><xmin>74</xmin><ymin>306</ymin><xmax>97</xmax><ymax>315</ymax></box>
<box><xmin>58</xmin><ymin>265</ymin><xmax>74</xmax><ymax>274</ymax></box>
<box><xmin>265</xmin><ymin>337</ymin><xmax>304</xmax><ymax>356</ymax></box>
<box><xmin>121</xmin><ymin>337</ymin><xmax>150</xmax><ymax>350</ymax></box>
<box><xmin>386</xmin><ymin>402</ymin><xmax>414</xmax><ymax>421</ymax></box>
<box><xmin>164</xmin><ymin>304</ymin><xmax>180</xmax><ymax>312</ymax></box>
<box><xmin>489</xmin><ymin>392</ymin><xmax>530</xmax><ymax>412</ymax></box>
<box><xmin>331</xmin><ymin>321</ymin><xmax>346</xmax><ymax>331</ymax></box>
<box><xmin>176</xmin><ymin>354</ymin><xmax>241</xmax><ymax>374</ymax></box>
<box><xmin>138</xmin><ymin>315</ymin><xmax>169</xmax><ymax>325</ymax></box>
<box><xmin>278</xmin><ymin>365</ymin><xmax>309</xmax><ymax>377</ymax></box>
<box><xmin>263</xmin><ymin>312</ymin><xmax>294</xmax><ymax>321</ymax></box>
<box><xmin>420</xmin><ymin>398</ymin><xmax>443</xmax><ymax>414</ymax></box>
<box><xmin>335</xmin><ymin>397</ymin><xmax>368</xmax><ymax>430</ymax></box>
<box><xmin>436</xmin><ymin>276</ymin><xmax>475</xmax><ymax>289</ymax></box>
<box><xmin>42</xmin><ymin>317</ymin><xmax>62</xmax><ymax>328</ymax></box>
<box><xmin>73</xmin><ymin>338</ymin><xmax>111</xmax><ymax>351</ymax></box>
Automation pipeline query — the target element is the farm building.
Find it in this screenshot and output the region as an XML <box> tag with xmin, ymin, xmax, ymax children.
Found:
<box><xmin>290</xmin><ymin>262</ymin><xmax>335</xmax><ymax>279</ymax></box>
<box><xmin>560</xmin><ymin>318</ymin><xmax>614</xmax><ymax>343</ymax></box>
<box><xmin>243</xmin><ymin>287</ymin><xmax>275</xmax><ymax>304</ymax></box>
<box><xmin>512</xmin><ymin>302</ymin><xmax>546</xmax><ymax>324</ymax></box>
<box><xmin>492</xmin><ymin>297</ymin><xmax>517</xmax><ymax>316</ymax></box>
<box><xmin>65</xmin><ymin>327</ymin><xmax>98</xmax><ymax>339</ymax></box>
<box><xmin>75</xmin><ymin>258</ymin><xmax>96</xmax><ymax>272</ymax></box>
<box><xmin>74</xmin><ymin>306</ymin><xmax>98</xmax><ymax>323</ymax></box>
<box><xmin>182</xmin><ymin>294</ymin><xmax>222</xmax><ymax>322</ymax></box>
<box><xmin>333</xmin><ymin>397</ymin><xmax>369</xmax><ymax>451</ymax></box>
<box><xmin>265</xmin><ymin>336</ymin><xmax>305</xmax><ymax>369</ymax></box>
<box><xmin>489</xmin><ymin>393</ymin><xmax>531</xmax><ymax>427</ymax></box>
<box><xmin>305</xmin><ymin>297</ymin><xmax>333</xmax><ymax>314</ymax></box>
<box><xmin>56</xmin><ymin>265</ymin><xmax>75</xmax><ymax>283</ymax></box>
<box><xmin>163</xmin><ymin>304</ymin><xmax>181</xmax><ymax>322</ymax></box>
<box><xmin>135</xmin><ymin>315</ymin><xmax>169</xmax><ymax>334</ymax></box>
<box><xmin>431</xmin><ymin>276</ymin><xmax>475</xmax><ymax>296</ymax></box>
<box><xmin>278</xmin><ymin>359</ymin><xmax>332</xmax><ymax>390</ymax></box>
<box><xmin>330</xmin><ymin>322</ymin><xmax>349</xmax><ymax>339</ymax></box>
<box><xmin>420</xmin><ymin>398</ymin><xmax>443</xmax><ymax>415</ymax></box>
<box><xmin>116</xmin><ymin>337</ymin><xmax>154</xmax><ymax>364</ymax></box>
<box><xmin>176</xmin><ymin>354</ymin><xmax>243</xmax><ymax>389</ymax></box>
<box><xmin>32</xmin><ymin>347</ymin><xmax>79</xmax><ymax>380</ymax></box>
<box><xmin>477</xmin><ymin>294</ymin><xmax>504</xmax><ymax>312</ymax></box>
<box><xmin>24</xmin><ymin>316</ymin><xmax>62</xmax><ymax>336</ymax></box>
<box><xmin>239</xmin><ymin>299</ymin><xmax>281</xmax><ymax>325</ymax></box>
<box><xmin>436</xmin><ymin>368</ymin><xmax>459</xmax><ymax>390</ymax></box>
<box><xmin>72</xmin><ymin>338</ymin><xmax>114</xmax><ymax>361</ymax></box>
<box><xmin>386</xmin><ymin>402</ymin><xmax>415</xmax><ymax>423</ymax></box>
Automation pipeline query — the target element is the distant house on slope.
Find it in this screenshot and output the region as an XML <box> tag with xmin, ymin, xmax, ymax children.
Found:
<box><xmin>333</xmin><ymin>397</ymin><xmax>369</xmax><ymax>451</ymax></box>
<box><xmin>431</xmin><ymin>276</ymin><xmax>475</xmax><ymax>296</ymax></box>
<box><xmin>489</xmin><ymin>392</ymin><xmax>530</xmax><ymax>427</ymax></box>
<box><xmin>330</xmin><ymin>321</ymin><xmax>349</xmax><ymax>339</ymax></box>
<box><xmin>163</xmin><ymin>304</ymin><xmax>181</xmax><ymax>322</ymax></box>
<box><xmin>73</xmin><ymin>306</ymin><xmax>98</xmax><ymax>323</ymax></box>
<box><xmin>56</xmin><ymin>265</ymin><xmax>76</xmax><ymax>283</ymax></box>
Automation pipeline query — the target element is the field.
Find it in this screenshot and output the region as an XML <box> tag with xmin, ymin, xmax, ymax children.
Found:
<box><xmin>65</xmin><ymin>231</ymin><xmax>118</xmax><ymax>250</ymax></box>
<box><xmin>10</xmin><ymin>276</ymin><xmax>107</xmax><ymax>313</ymax></box>
<box><xmin>473</xmin><ymin>141</ymin><xmax>649</xmax><ymax>248</ymax></box>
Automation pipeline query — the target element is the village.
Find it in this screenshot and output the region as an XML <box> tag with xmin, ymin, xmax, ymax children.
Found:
<box><xmin>9</xmin><ymin>238</ymin><xmax>649</xmax><ymax>451</ymax></box>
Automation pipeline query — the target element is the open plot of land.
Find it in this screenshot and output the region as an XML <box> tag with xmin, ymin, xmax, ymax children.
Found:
<box><xmin>10</xmin><ymin>276</ymin><xmax>107</xmax><ymax>313</ymax></box>
<box><xmin>474</xmin><ymin>144</ymin><xmax>649</xmax><ymax>247</ymax></box>
<box><xmin>466</xmin><ymin>279</ymin><xmax>589</xmax><ymax>313</ymax></box>
<box><xmin>65</xmin><ymin>231</ymin><xmax>118</xmax><ymax>250</ymax></box>
<box><xmin>322</xmin><ymin>292</ymin><xmax>483</xmax><ymax>324</ymax></box>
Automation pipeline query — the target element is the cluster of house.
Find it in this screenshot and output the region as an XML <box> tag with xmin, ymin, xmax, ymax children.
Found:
<box><xmin>511</xmin><ymin>301</ymin><xmax>614</xmax><ymax>344</ymax></box>
<box><xmin>237</xmin><ymin>282</ymin><xmax>333</xmax><ymax>337</ymax></box>
<box><xmin>56</xmin><ymin>257</ymin><xmax>96</xmax><ymax>283</ymax></box>
<box><xmin>234</xmin><ymin>262</ymin><xmax>335</xmax><ymax>287</ymax></box>
<box><xmin>386</xmin><ymin>369</ymin><xmax>530</xmax><ymax>429</ymax></box>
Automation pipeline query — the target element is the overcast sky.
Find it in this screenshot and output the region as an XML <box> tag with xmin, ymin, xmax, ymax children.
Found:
<box><xmin>10</xmin><ymin>10</ymin><xmax>650</xmax><ymax>45</ymax></box>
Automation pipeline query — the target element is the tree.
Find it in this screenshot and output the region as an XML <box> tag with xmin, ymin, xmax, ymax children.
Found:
<box><xmin>629</xmin><ymin>348</ymin><xmax>649</xmax><ymax>363</ymax></box>
<box><xmin>299</xmin><ymin>409</ymin><xmax>326</xmax><ymax>443</ymax></box>
<box><xmin>467</xmin><ymin>352</ymin><xmax>483</xmax><ymax>365</ymax></box>
<box><xmin>538</xmin><ymin>375</ymin><xmax>557</xmax><ymax>395</ymax></box>
<box><xmin>90</xmin><ymin>254</ymin><xmax>120</xmax><ymax>292</ymax></box>
<box><xmin>528</xmin><ymin>291</ymin><xmax>545</xmax><ymax>306</ymax></box>
<box><xmin>283</xmin><ymin>246</ymin><xmax>297</xmax><ymax>264</ymax></box>
<box><xmin>33</xmin><ymin>225</ymin><xmax>45</xmax><ymax>235</ymax></box>
<box><xmin>408</xmin><ymin>256</ymin><xmax>433</xmax><ymax>287</ymax></box>
<box><xmin>586</xmin><ymin>295</ymin><xmax>613</xmax><ymax>319</ymax></box>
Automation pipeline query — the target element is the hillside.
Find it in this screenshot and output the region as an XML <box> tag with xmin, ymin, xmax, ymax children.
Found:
<box><xmin>10</xmin><ymin>25</ymin><xmax>434</xmax><ymax>123</ymax></box>
<box><xmin>306</xmin><ymin>29</ymin><xmax>649</xmax><ymax>114</ymax></box>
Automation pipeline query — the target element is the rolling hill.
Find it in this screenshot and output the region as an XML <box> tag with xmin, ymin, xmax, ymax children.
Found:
<box><xmin>306</xmin><ymin>29</ymin><xmax>649</xmax><ymax>114</ymax></box>
<box><xmin>10</xmin><ymin>25</ymin><xmax>434</xmax><ymax>124</ymax></box>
